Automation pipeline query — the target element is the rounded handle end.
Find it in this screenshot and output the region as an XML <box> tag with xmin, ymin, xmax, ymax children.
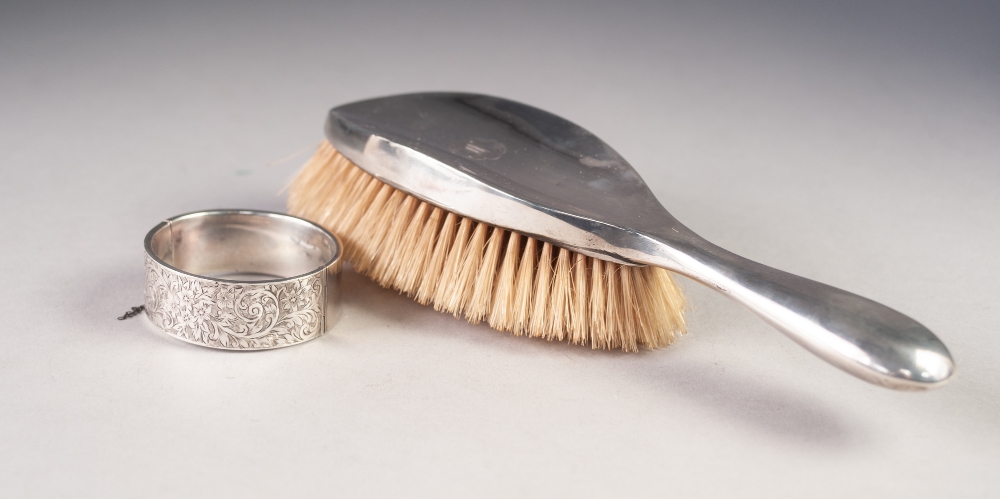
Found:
<box><xmin>872</xmin><ymin>342</ymin><xmax>955</xmax><ymax>391</ymax></box>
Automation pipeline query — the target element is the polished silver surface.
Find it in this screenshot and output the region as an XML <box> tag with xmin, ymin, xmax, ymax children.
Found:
<box><xmin>143</xmin><ymin>210</ymin><xmax>343</xmax><ymax>350</ymax></box>
<box><xmin>325</xmin><ymin>92</ymin><xmax>954</xmax><ymax>390</ymax></box>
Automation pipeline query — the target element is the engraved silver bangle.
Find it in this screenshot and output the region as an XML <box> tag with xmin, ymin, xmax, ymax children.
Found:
<box><xmin>143</xmin><ymin>210</ymin><xmax>342</xmax><ymax>350</ymax></box>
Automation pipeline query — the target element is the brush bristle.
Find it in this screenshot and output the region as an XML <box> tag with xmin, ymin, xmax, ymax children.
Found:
<box><xmin>287</xmin><ymin>141</ymin><xmax>686</xmax><ymax>351</ymax></box>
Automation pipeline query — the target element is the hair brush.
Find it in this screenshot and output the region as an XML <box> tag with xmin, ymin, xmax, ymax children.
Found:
<box><xmin>287</xmin><ymin>92</ymin><xmax>953</xmax><ymax>390</ymax></box>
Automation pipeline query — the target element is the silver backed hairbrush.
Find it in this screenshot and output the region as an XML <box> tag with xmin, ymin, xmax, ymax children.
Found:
<box><xmin>289</xmin><ymin>92</ymin><xmax>954</xmax><ymax>390</ymax></box>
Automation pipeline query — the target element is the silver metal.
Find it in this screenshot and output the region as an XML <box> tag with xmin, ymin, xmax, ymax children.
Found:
<box><xmin>143</xmin><ymin>210</ymin><xmax>343</xmax><ymax>350</ymax></box>
<box><xmin>326</xmin><ymin>92</ymin><xmax>954</xmax><ymax>390</ymax></box>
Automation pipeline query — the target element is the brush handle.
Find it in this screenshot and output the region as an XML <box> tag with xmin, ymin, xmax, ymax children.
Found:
<box><xmin>643</xmin><ymin>234</ymin><xmax>954</xmax><ymax>390</ymax></box>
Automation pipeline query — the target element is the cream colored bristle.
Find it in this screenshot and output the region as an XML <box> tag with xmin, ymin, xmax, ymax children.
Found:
<box><xmin>569</xmin><ymin>253</ymin><xmax>588</xmax><ymax>344</ymax></box>
<box><xmin>374</xmin><ymin>195</ymin><xmax>419</xmax><ymax>286</ymax></box>
<box><xmin>487</xmin><ymin>231</ymin><xmax>520</xmax><ymax>331</ymax></box>
<box><xmin>287</xmin><ymin>142</ymin><xmax>687</xmax><ymax>351</ymax></box>
<box><xmin>467</xmin><ymin>227</ymin><xmax>504</xmax><ymax>323</ymax></box>
<box><xmin>589</xmin><ymin>257</ymin><xmax>608</xmax><ymax>348</ymax></box>
<box><xmin>391</xmin><ymin>201</ymin><xmax>432</xmax><ymax>290</ymax></box>
<box><xmin>618</xmin><ymin>266</ymin><xmax>639</xmax><ymax>352</ymax></box>
<box><xmin>351</xmin><ymin>186</ymin><xmax>403</xmax><ymax>273</ymax></box>
<box><xmin>511</xmin><ymin>236</ymin><xmax>537</xmax><ymax>335</ymax></box>
<box><xmin>434</xmin><ymin>217</ymin><xmax>474</xmax><ymax>312</ymax></box>
<box><xmin>414</xmin><ymin>209</ymin><xmax>451</xmax><ymax>304</ymax></box>
<box><xmin>548</xmin><ymin>247</ymin><xmax>572</xmax><ymax>341</ymax></box>
<box><xmin>604</xmin><ymin>262</ymin><xmax>622</xmax><ymax>349</ymax></box>
<box><xmin>371</xmin><ymin>194</ymin><xmax>416</xmax><ymax>284</ymax></box>
<box><xmin>447</xmin><ymin>221</ymin><xmax>488</xmax><ymax>315</ymax></box>
<box><xmin>337</xmin><ymin>175</ymin><xmax>382</xmax><ymax>238</ymax></box>
<box><xmin>528</xmin><ymin>242</ymin><xmax>554</xmax><ymax>338</ymax></box>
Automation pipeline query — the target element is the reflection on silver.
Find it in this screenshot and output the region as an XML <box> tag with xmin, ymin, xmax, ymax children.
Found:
<box><xmin>143</xmin><ymin>210</ymin><xmax>342</xmax><ymax>350</ymax></box>
<box><xmin>325</xmin><ymin>92</ymin><xmax>954</xmax><ymax>390</ymax></box>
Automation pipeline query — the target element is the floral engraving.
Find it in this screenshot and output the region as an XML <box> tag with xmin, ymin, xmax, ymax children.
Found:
<box><xmin>144</xmin><ymin>254</ymin><xmax>325</xmax><ymax>349</ymax></box>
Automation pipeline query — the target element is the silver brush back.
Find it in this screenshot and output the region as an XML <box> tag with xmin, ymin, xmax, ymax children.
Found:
<box><xmin>325</xmin><ymin>92</ymin><xmax>954</xmax><ymax>390</ymax></box>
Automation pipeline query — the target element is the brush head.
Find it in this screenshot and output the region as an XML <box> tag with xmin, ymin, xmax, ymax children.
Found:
<box><xmin>324</xmin><ymin>92</ymin><xmax>691</xmax><ymax>265</ymax></box>
<box><xmin>288</xmin><ymin>142</ymin><xmax>686</xmax><ymax>351</ymax></box>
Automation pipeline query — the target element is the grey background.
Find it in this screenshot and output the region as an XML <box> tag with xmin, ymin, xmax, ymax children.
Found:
<box><xmin>1</xmin><ymin>0</ymin><xmax>998</xmax><ymax>497</ymax></box>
